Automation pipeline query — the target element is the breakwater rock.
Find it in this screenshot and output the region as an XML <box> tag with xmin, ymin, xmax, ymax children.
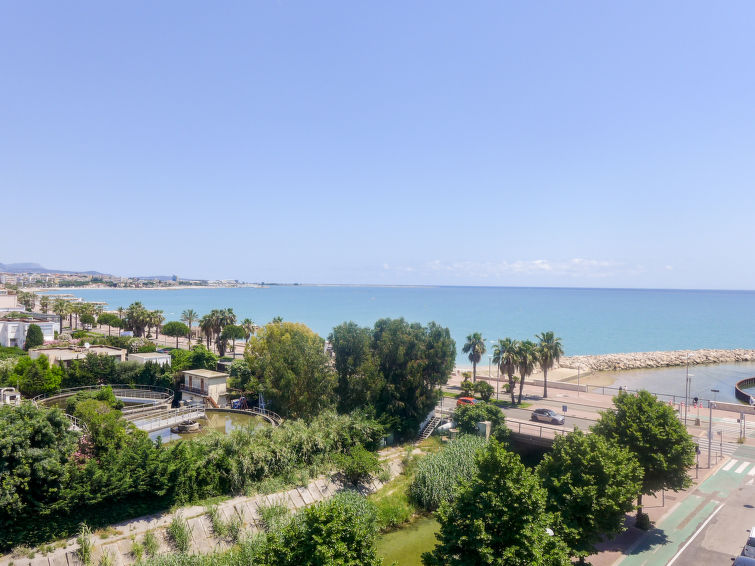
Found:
<box><xmin>559</xmin><ymin>349</ymin><xmax>755</xmax><ymax>372</ymax></box>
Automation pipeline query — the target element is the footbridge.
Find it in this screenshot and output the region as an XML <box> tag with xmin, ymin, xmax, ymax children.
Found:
<box><xmin>130</xmin><ymin>404</ymin><xmax>206</xmax><ymax>433</ymax></box>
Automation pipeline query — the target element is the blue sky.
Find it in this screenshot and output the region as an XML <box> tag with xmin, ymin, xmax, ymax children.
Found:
<box><xmin>2</xmin><ymin>2</ymin><xmax>755</xmax><ymax>289</ymax></box>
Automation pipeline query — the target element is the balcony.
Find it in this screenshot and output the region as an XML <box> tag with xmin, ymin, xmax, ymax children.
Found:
<box><xmin>180</xmin><ymin>385</ymin><xmax>207</xmax><ymax>396</ymax></box>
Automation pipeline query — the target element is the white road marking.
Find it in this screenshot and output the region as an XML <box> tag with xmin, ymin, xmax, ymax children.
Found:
<box><xmin>723</xmin><ymin>459</ymin><xmax>738</xmax><ymax>471</ymax></box>
<box><xmin>666</xmin><ymin>503</ymin><xmax>725</xmax><ymax>566</ymax></box>
<box><xmin>748</xmin><ymin>465</ymin><xmax>755</xmax><ymax>476</ymax></box>
<box><xmin>735</xmin><ymin>461</ymin><xmax>751</xmax><ymax>474</ymax></box>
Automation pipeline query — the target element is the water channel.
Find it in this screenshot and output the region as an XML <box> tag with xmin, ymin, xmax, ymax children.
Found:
<box><xmin>149</xmin><ymin>411</ymin><xmax>269</xmax><ymax>443</ymax></box>
<box><xmin>377</xmin><ymin>516</ymin><xmax>440</xmax><ymax>566</ymax></box>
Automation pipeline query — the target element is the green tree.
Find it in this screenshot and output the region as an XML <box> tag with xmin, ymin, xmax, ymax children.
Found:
<box><xmin>493</xmin><ymin>337</ymin><xmax>520</xmax><ymax>404</ymax></box>
<box><xmin>199</xmin><ymin>312</ymin><xmax>215</xmax><ymax>350</ymax></box>
<box><xmin>39</xmin><ymin>295</ymin><xmax>50</xmax><ymax>314</ymax></box>
<box><xmin>79</xmin><ymin>313</ymin><xmax>96</xmax><ymax>327</ymax></box>
<box><xmin>162</xmin><ymin>321</ymin><xmax>190</xmax><ymax>348</ymax></box>
<box><xmin>124</xmin><ymin>302</ymin><xmax>150</xmax><ymax>337</ymax></box>
<box><xmin>24</xmin><ymin>324</ymin><xmax>44</xmax><ymax>350</ymax></box>
<box><xmin>241</xmin><ymin>318</ymin><xmax>256</xmax><ymax>340</ymax></box>
<box><xmin>66</xmin><ymin>353</ymin><xmax>117</xmax><ymax>387</ymax></box>
<box><xmin>462</xmin><ymin>332</ymin><xmax>486</xmax><ymax>383</ymax></box>
<box><xmin>592</xmin><ymin>390</ymin><xmax>696</xmax><ymax>521</ymax></box>
<box><xmin>536</xmin><ymin>331</ymin><xmax>564</xmax><ymax>399</ymax></box>
<box><xmin>515</xmin><ymin>339</ymin><xmax>537</xmax><ymax>404</ymax></box>
<box><xmin>267</xmin><ymin>491</ymin><xmax>382</xmax><ymax>566</ymax></box>
<box><xmin>538</xmin><ymin>430</ymin><xmax>642</xmax><ymax>561</ymax></box>
<box><xmin>423</xmin><ymin>440</ymin><xmax>571</xmax><ymax>566</ymax></box>
<box><xmin>180</xmin><ymin>309</ymin><xmax>198</xmax><ymax>346</ymax></box>
<box><xmin>334</xmin><ymin>443</ymin><xmax>383</xmax><ymax>485</ymax></box>
<box><xmin>14</xmin><ymin>355</ymin><xmax>63</xmax><ymax>397</ymax></box>
<box><xmin>220</xmin><ymin>324</ymin><xmax>245</xmax><ymax>358</ymax></box>
<box><xmin>244</xmin><ymin>321</ymin><xmax>336</xmax><ymax>418</ymax></box>
<box><xmin>329</xmin><ymin>322</ymin><xmax>384</xmax><ymax>413</ymax></box>
<box><xmin>53</xmin><ymin>298</ymin><xmax>69</xmax><ymax>331</ymax></box>
<box><xmin>371</xmin><ymin>318</ymin><xmax>456</xmax><ymax>439</ymax></box>
<box><xmin>460</xmin><ymin>379</ymin><xmax>474</xmax><ymax>397</ymax></box>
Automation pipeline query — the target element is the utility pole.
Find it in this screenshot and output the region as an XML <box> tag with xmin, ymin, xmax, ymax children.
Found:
<box><xmin>708</xmin><ymin>388</ymin><xmax>719</xmax><ymax>468</ymax></box>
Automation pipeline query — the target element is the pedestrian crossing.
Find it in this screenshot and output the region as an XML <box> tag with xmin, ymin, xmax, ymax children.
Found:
<box><xmin>720</xmin><ymin>458</ymin><xmax>755</xmax><ymax>474</ymax></box>
<box><xmin>694</xmin><ymin>438</ymin><xmax>740</xmax><ymax>457</ymax></box>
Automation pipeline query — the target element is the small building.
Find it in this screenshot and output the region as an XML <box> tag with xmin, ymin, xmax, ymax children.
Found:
<box><xmin>0</xmin><ymin>387</ymin><xmax>21</xmax><ymax>405</ymax></box>
<box><xmin>0</xmin><ymin>315</ymin><xmax>59</xmax><ymax>348</ymax></box>
<box><xmin>0</xmin><ymin>291</ymin><xmax>20</xmax><ymax>311</ymax></box>
<box><xmin>30</xmin><ymin>345</ymin><xmax>127</xmax><ymax>366</ymax></box>
<box><xmin>128</xmin><ymin>351</ymin><xmax>172</xmax><ymax>366</ymax></box>
<box><xmin>181</xmin><ymin>368</ymin><xmax>229</xmax><ymax>408</ymax></box>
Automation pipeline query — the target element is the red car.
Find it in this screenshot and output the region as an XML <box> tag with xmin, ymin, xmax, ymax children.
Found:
<box><xmin>456</xmin><ymin>397</ymin><xmax>479</xmax><ymax>407</ymax></box>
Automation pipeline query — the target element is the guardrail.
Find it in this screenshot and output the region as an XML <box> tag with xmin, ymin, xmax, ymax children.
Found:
<box><xmin>33</xmin><ymin>384</ymin><xmax>174</xmax><ymax>406</ymax></box>
<box><xmin>735</xmin><ymin>377</ymin><xmax>755</xmax><ymax>404</ymax></box>
<box><xmin>506</xmin><ymin>418</ymin><xmax>569</xmax><ymax>441</ymax></box>
<box><xmin>131</xmin><ymin>404</ymin><xmax>205</xmax><ymax>432</ymax></box>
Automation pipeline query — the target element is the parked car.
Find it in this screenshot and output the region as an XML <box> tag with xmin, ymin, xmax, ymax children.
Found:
<box><xmin>531</xmin><ymin>408</ymin><xmax>565</xmax><ymax>425</ymax></box>
<box><xmin>743</xmin><ymin>527</ymin><xmax>755</xmax><ymax>558</ymax></box>
<box><xmin>456</xmin><ymin>397</ymin><xmax>479</xmax><ymax>407</ymax></box>
<box><xmin>733</xmin><ymin>557</ymin><xmax>755</xmax><ymax>566</ymax></box>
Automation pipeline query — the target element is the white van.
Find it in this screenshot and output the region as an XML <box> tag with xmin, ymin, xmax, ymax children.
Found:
<box><xmin>743</xmin><ymin>527</ymin><xmax>755</xmax><ymax>558</ymax></box>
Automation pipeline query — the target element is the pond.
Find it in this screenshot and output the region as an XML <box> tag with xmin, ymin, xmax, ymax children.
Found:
<box><xmin>377</xmin><ymin>516</ymin><xmax>439</xmax><ymax>566</ymax></box>
<box><xmin>149</xmin><ymin>410</ymin><xmax>270</xmax><ymax>443</ymax></box>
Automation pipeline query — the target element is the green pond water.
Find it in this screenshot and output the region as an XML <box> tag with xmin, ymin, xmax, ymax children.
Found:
<box><xmin>377</xmin><ymin>516</ymin><xmax>439</xmax><ymax>566</ymax></box>
<box><xmin>150</xmin><ymin>411</ymin><xmax>269</xmax><ymax>443</ymax></box>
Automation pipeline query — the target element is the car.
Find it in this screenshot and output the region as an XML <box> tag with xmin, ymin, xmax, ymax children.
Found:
<box><xmin>531</xmin><ymin>408</ymin><xmax>565</xmax><ymax>425</ymax></box>
<box><xmin>733</xmin><ymin>557</ymin><xmax>755</xmax><ymax>566</ymax></box>
<box><xmin>743</xmin><ymin>527</ymin><xmax>755</xmax><ymax>558</ymax></box>
<box><xmin>456</xmin><ymin>397</ymin><xmax>479</xmax><ymax>407</ymax></box>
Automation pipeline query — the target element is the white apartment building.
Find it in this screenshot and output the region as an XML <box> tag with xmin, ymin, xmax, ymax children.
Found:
<box><xmin>0</xmin><ymin>316</ymin><xmax>59</xmax><ymax>348</ymax></box>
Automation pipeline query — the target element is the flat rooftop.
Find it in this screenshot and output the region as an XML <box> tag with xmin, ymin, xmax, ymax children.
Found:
<box><xmin>183</xmin><ymin>368</ymin><xmax>228</xmax><ymax>379</ymax></box>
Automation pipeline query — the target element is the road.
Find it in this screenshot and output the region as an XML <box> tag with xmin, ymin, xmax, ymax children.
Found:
<box><xmin>503</xmin><ymin>406</ymin><xmax>595</xmax><ymax>431</ymax></box>
<box><xmin>617</xmin><ymin>444</ymin><xmax>755</xmax><ymax>566</ymax></box>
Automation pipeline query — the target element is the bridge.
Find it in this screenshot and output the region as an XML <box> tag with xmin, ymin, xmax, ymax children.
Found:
<box><xmin>130</xmin><ymin>404</ymin><xmax>206</xmax><ymax>433</ymax></box>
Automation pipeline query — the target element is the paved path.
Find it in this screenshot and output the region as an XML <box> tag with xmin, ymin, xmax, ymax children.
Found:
<box><xmin>614</xmin><ymin>444</ymin><xmax>755</xmax><ymax>566</ymax></box>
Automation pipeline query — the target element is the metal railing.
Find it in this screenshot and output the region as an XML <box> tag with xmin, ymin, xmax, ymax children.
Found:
<box><xmin>131</xmin><ymin>404</ymin><xmax>205</xmax><ymax>432</ymax></box>
<box><xmin>33</xmin><ymin>384</ymin><xmax>173</xmax><ymax>406</ymax></box>
<box><xmin>506</xmin><ymin>418</ymin><xmax>569</xmax><ymax>440</ymax></box>
<box><xmin>247</xmin><ymin>406</ymin><xmax>283</xmax><ymax>426</ymax></box>
<box><xmin>180</xmin><ymin>385</ymin><xmax>207</xmax><ymax>395</ymax></box>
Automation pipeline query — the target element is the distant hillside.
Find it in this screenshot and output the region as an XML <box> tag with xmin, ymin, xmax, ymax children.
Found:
<box><xmin>0</xmin><ymin>262</ymin><xmax>107</xmax><ymax>276</ymax></box>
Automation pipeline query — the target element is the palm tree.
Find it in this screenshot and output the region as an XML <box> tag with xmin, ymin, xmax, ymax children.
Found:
<box><xmin>52</xmin><ymin>299</ymin><xmax>69</xmax><ymax>332</ymax></box>
<box><xmin>536</xmin><ymin>331</ymin><xmax>564</xmax><ymax>399</ymax></box>
<box><xmin>152</xmin><ymin>310</ymin><xmax>165</xmax><ymax>342</ymax></box>
<box><xmin>39</xmin><ymin>296</ymin><xmax>50</xmax><ymax>314</ymax></box>
<box><xmin>199</xmin><ymin>313</ymin><xmax>215</xmax><ymax>350</ymax></box>
<box><xmin>241</xmin><ymin>318</ymin><xmax>256</xmax><ymax>340</ymax></box>
<box><xmin>462</xmin><ymin>332</ymin><xmax>486</xmax><ymax>382</ymax></box>
<box><xmin>515</xmin><ymin>340</ymin><xmax>537</xmax><ymax>404</ymax></box>
<box><xmin>492</xmin><ymin>337</ymin><xmax>519</xmax><ymax>404</ymax></box>
<box><xmin>181</xmin><ymin>309</ymin><xmax>198</xmax><ymax>346</ymax></box>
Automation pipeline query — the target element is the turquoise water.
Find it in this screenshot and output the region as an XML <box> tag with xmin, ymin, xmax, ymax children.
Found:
<box><xmin>45</xmin><ymin>286</ymin><xmax>755</xmax><ymax>365</ymax></box>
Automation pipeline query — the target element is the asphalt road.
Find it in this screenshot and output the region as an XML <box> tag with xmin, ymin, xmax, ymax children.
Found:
<box><xmin>502</xmin><ymin>406</ymin><xmax>596</xmax><ymax>431</ymax></box>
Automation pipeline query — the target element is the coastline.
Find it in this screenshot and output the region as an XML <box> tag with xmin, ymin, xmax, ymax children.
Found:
<box><xmin>559</xmin><ymin>348</ymin><xmax>755</xmax><ymax>372</ymax></box>
<box><xmin>26</xmin><ymin>284</ymin><xmax>263</xmax><ymax>292</ymax></box>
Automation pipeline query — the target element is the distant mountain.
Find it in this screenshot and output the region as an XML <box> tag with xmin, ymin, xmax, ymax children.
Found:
<box><xmin>0</xmin><ymin>262</ymin><xmax>107</xmax><ymax>276</ymax></box>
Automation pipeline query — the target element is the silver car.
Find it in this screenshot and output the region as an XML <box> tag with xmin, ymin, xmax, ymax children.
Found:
<box><xmin>743</xmin><ymin>527</ymin><xmax>755</xmax><ymax>558</ymax></box>
<box><xmin>531</xmin><ymin>408</ymin><xmax>565</xmax><ymax>425</ymax></box>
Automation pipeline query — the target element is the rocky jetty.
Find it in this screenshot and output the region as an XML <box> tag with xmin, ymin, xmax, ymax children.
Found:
<box><xmin>559</xmin><ymin>348</ymin><xmax>755</xmax><ymax>372</ymax></box>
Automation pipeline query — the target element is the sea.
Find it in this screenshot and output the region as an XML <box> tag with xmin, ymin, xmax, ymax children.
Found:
<box><xmin>44</xmin><ymin>285</ymin><xmax>755</xmax><ymax>362</ymax></box>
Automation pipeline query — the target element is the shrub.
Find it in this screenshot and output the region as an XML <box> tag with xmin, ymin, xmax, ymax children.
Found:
<box><xmin>258</xmin><ymin>502</ymin><xmax>290</xmax><ymax>532</ymax></box>
<box><xmin>167</xmin><ymin>515</ymin><xmax>190</xmax><ymax>553</ymax></box>
<box><xmin>636</xmin><ymin>512</ymin><xmax>651</xmax><ymax>530</ymax></box>
<box><xmin>474</xmin><ymin>381</ymin><xmax>494</xmax><ymax>402</ymax></box>
<box><xmin>130</xmin><ymin>540</ymin><xmax>144</xmax><ymax>562</ymax></box>
<box><xmin>460</xmin><ymin>379</ymin><xmax>474</xmax><ymax>397</ymax></box>
<box><xmin>334</xmin><ymin>443</ymin><xmax>383</xmax><ymax>485</ymax></box>
<box><xmin>454</xmin><ymin>401</ymin><xmax>507</xmax><ymax>438</ymax></box>
<box><xmin>409</xmin><ymin>434</ymin><xmax>486</xmax><ymax>511</ymax></box>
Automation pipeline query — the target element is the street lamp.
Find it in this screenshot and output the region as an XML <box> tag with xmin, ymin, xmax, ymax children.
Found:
<box><xmin>708</xmin><ymin>388</ymin><xmax>719</xmax><ymax>468</ymax></box>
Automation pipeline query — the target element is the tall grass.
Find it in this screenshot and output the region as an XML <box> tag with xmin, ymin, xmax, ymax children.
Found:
<box><xmin>76</xmin><ymin>523</ymin><xmax>94</xmax><ymax>565</ymax></box>
<box><xmin>167</xmin><ymin>515</ymin><xmax>191</xmax><ymax>553</ymax></box>
<box><xmin>409</xmin><ymin>434</ymin><xmax>486</xmax><ymax>511</ymax></box>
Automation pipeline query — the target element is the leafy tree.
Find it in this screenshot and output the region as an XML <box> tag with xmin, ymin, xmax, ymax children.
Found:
<box><xmin>124</xmin><ymin>302</ymin><xmax>150</xmax><ymax>337</ymax></box>
<box><xmin>65</xmin><ymin>353</ymin><xmax>118</xmax><ymax>387</ymax></box>
<box><xmin>538</xmin><ymin>430</ymin><xmax>642</xmax><ymax>561</ymax></box>
<box><xmin>0</xmin><ymin>404</ymin><xmax>79</xmax><ymax>521</ymax></box>
<box><xmin>474</xmin><ymin>380</ymin><xmax>494</xmax><ymax>402</ymax></box>
<box><xmin>39</xmin><ymin>295</ymin><xmax>50</xmax><ymax>314</ymax></box>
<box><xmin>329</xmin><ymin>322</ymin><xmax>384</xmax><ymax>413</ymax></box>
<box><xmin>371</xmin><ymin>318</ymin><xmax>456</xmax><ymax>439</ymax></box>
<box><xmin>536</xmin><ymin>331</ymin><xmax>564</xmax><ymax>399</ymax></box>
<box><xmin>97</xmin><ymin>313</ymin><xmax>122</xmax><ymax>336</ymax></box>
<box><xmin>170</xmin><ymin>345</ymin><xmax>218</xmax><ymax>373</ymax></box>
<box><xmin>221</xmin><ymin>324</ymin><xmax>245</xmax><ymax>358</ymax></box>
<box><xmin>493</xmin><ymin>338</ymin><xmax>520</xmax><ymax>404</ymax></box>
<box><xmin>454</xmin><ymin>401</ymin><xmax>507</xmax><ymax>439</ymax></box>
<box><xmin>462</xmin><ymin>332</ymin><xmax>486</xmax><ymax>382</ymax></box>
<box><xmin>162</xmin><ymin>321</ymin><xmax>189</xmax><ymax>348</ymax></box>
<box><xmin>244</xmin><ymin>322</ymin><xmax>336</xmax><ymax>419</ymax></box>
<box><xmin>17</xmin><ymin>291</ymin><xmax>36</xmax><ymax>312</ymax></box>
<box><xmin>53</xmin><ymin>298</ymin><xmax>70</xmax><ymax>330</ymax></box>
<box><xmin>460</xmin><ymin>379</ymin><xmax>474</xmax><ymax>397</ymax></box>
<box><xmin>267</xmin><ymin>491</ymin><xmax>382</xmax><ymax>566</ymax></box>
<box><xmin>423</xmin><ymin>440</ymin><xmax>571</xmax><ymax>566</ymax></box>
<box><xmin>79</xmin><ymin>313</ymin><xmax>96</xmax><ymax>327</ymax></box>
<box><xmin>180</xmin><ymin>309</ymin><xmax>198</xmax><ymax>346</ymax></box>
<box><xmin>592</xmin><ymin>390</ymin><xmax>696</xmax><ymax>521</ymax></box>
<box><xmin>24</xmin><ymin>324</ymin><xmax>44</xmax><ymax>350</ymax></box>
<box><xmin>515</xmin><ymin>339</ymin><xmax>537</xmax><ymax>404</ymax></box>
<box><xmin>13</xmin><ymin>355</ymin><xmax>63</xmax><ymax>397</ymax></box>
<box><xmin>228</xmin><ymin>359</ymin><xmax>258</xmax><ymax>392</ymax></box>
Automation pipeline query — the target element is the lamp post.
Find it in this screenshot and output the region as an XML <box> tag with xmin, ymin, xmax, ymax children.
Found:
<box><xmin>708</xmin><ymin>388</ymin><xmax>719</xmax><ymax>468</ymax></box>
